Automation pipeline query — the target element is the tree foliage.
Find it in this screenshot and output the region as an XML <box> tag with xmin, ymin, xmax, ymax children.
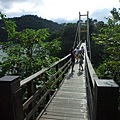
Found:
<box><xmin>0</xmin><ymin>12</ymin><xmax>61</xmax><ymax>78</ymax></box>
<box><xmin>46</xmin><ymin>23</ymin><xmax>78</xmax><ymax>58</ymax></box>
<box><xmin>92</xmin><ymin>8</ymin><xmax>120</xmax><ymax>83</ymax></box>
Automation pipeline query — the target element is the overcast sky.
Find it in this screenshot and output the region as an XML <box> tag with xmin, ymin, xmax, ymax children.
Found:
<box><xmin>0</xmin><ymin>0</ymin><xmax>120</xmax><ymax>23</ymax></box>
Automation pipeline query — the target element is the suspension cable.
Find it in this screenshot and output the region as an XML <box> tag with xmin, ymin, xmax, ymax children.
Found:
<box><xmin>73</xmin><ymin>24</ymin><xmax>79</xmax><ymax>49</ymax></box>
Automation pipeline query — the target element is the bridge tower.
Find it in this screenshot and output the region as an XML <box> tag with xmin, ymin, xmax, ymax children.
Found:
<box><xmin>78</xmin><ymin>11</ymin><xmax>91</xmax><ymax>60</ymax></box>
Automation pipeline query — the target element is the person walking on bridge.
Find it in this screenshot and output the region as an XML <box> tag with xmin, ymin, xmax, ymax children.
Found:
<box><xmin>81</xmin><ymin>46</ymin><xmax>84</xmax><ymax>55</ymax></box>
<box><xmin>75</xmin><ymin>47</ymin><xmax>79</xmax><ymax>63</ymax></box>
<box><xmin>78</xmin><ymin>50</ymin><xmax>84</xmax><ymax>71</ymax></box>
<box><xmin>70</xmin><ymin>48</ymin><xmax>75</xmax><ymax>72</ymax></box>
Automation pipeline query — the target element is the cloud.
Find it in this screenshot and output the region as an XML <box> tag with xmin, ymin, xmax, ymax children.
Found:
<box><xmin>0</xmin><ymin>0</ymin><xmax>43</xmax><ymax>18</ymax></box>
<box><xmin>0</xmin><ymin>0</ymin><xmax>22</xmax><ymax>9</ymax></box>
<box><xmin>52</xmin><ymin>18</ymin><xmax>78</xmax><ymax>24</ymax></box>
<box><xmin>0</xmin><ymin>0</ymin><xmax>119</xmax><ymax>23</ymax></box>
<box><xmin>90</xmin><ymin>8</ymin><xmax>111</xmax><ymax>22</ymax></box>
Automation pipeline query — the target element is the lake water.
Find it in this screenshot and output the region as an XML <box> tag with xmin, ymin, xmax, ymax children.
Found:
<box><xmin>0</xmin><ymin>49</ymin><xmax>7</xmax><ymax>62</ymax></box>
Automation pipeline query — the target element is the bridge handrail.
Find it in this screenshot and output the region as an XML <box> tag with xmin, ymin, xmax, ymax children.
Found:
<box><xmin>20</xmin><ymin>54</ymin><xmax>72</xmax><ymax>120</ymax></box>
<box><xmin>84</xmin><ymin>43</ymin><xmax>97</xmax><ymax>120</ymax></box>
<box><xmin>20</xmin><ymin>54</ymin><xmax>71</xmax><ymax>87</ymax></box>
<box><xmin>85</xmin><ymin>43</ymin><xmax>98</xmax><ymax>87</ymax></box>
<box><xmin>84</xmin><ymin>43</ymin><xmax>119</xmax><ymax>120</ymax></box>
<box><xmin>20</xmin><ymin>54</ymin><xmax>70</xmax><ymax>87</ymax></box>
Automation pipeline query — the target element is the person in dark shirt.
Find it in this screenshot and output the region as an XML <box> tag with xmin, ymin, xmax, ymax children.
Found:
<box><xmin>81</xmin><ymin>46</ymin><xmax>84</xmax><ymax>55</ymax></box>
<box><xmin>70</xmin><ymin>48</ymin><xmax>75</xmax><ymax>72</ymax></box>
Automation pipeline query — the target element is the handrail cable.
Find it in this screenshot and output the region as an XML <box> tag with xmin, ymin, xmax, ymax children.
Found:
<box><xmin>73</xmin><ymin>12</ymin><xmax>81</xmax><ymax>49</ymax></box>
<box><xmin>87</xmin><ymin>11</ymin><xmax>91</xmax><ymax>60</ymax></box>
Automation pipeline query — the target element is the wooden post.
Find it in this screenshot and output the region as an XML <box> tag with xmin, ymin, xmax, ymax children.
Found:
<box><xmin>56</xmin><ymin>63</ymin><xmax>59</xmax><ymax>88</ymax></box>
<box><xmin>62</xmin><ymin>60</ymin><xmax>65</xmax><ymax>80</ymax></box>
<box><xmin>27</xmin><ymin>81</ymin><xmax>34</xmax><ymax>120</ymax></box>
<box><xmin>0</xmin><ymin>76</ymin><xmax>24</xmax><ymax>120</ymax></box>
<box><xmin>93</xmin><ymin>79</ymin><xmax>119</xmax><ymax>120</ymax></box>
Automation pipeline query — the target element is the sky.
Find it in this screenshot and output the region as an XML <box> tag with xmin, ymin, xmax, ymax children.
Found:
<box><xmin>0</xmin><ymin>0</ymin><xmax>120</xmax><ymax>23</ymax></box>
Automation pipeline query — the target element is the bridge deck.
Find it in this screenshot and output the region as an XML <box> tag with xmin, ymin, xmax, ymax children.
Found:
<box><xmin>39</xmin><ymin>47</ymin><xmax>88</xmax><ymax>120</ymax></box>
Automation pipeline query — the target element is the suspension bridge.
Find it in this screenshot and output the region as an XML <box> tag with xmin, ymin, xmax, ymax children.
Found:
<box><xmin>0</xmin><ymin>12</ymin><xmax>119</xmax><ymax>120</ymax></box>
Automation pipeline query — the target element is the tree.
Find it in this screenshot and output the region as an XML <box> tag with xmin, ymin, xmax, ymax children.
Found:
<box><xmin>61</xmin><ymin>23</ymin><xmax>77</xmax><ymax>56</ymax></box>
<box><xmin>0</xmin><ymin>12</ymin><xmax>61</xmax><ymax>78</ymax></box>
<box><xmin>92</xmin><ymin>8</ymin><xmax>120</xmax><ymax>83</ymax></box>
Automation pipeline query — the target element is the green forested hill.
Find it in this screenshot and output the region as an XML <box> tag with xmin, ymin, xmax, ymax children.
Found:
<box><xmin>13</xmin><ymin>15</ymin><xmax>62</xmax><ymax>32</ymax></box>
<box><xmin>0</xmin><ymin>15</ymin><xmax>62</xmax><ymax>42</ymax></box>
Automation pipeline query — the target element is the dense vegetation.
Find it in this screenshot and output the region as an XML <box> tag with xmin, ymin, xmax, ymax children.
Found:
<box><xmin>0</xmin><ymin>13</ymin><xmax>61</xmax><ymax>78</ymax></box>
<box><xmin>91</xmin><ymin>8</ymin><xmax>120</xmax><ymax>84</ymax></box>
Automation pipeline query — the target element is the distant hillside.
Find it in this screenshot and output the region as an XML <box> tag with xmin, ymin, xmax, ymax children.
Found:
<box><xmin>0</xmin><ymin>15</ymin><xmax>62</xmax><ymax>42</ymax></box>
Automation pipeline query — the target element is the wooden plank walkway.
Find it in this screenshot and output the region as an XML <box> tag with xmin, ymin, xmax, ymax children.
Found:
<box><xmin>39</xmin><ymin>45</ymin><xmax>88</xmax><ymax>120</ymax></box>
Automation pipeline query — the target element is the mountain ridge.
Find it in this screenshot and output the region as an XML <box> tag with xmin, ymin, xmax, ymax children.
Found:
<box><xmin>0</xmin><ymin>15</ymin><xmax>62</xmax><ymax>42</ymax></box>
